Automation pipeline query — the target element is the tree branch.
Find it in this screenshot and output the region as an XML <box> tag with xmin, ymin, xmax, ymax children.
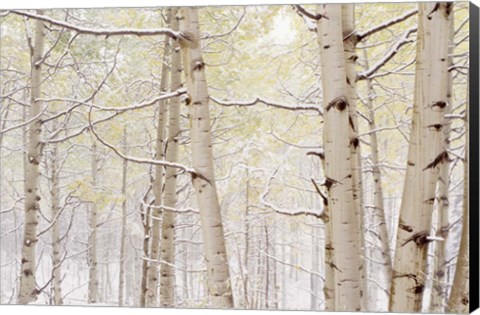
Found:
<box><xmin>10</xmin><ymin>10</ymin><xmax>184</xmax><ymax>39</ymax></box>
<box><xmin>202</xmin><ymin>8</ymin><xmax>246</xmax><ymax>39</ymax></box>
<box><xmin>357</xmin><ymin>8</ymin><xmax>418</xmax><ymax>41</ymax></box>
<box><xmin>293</xmin><ymin>5</ymin><xmax>327</xmax><ymax>21</ymax></box>
<box><xmin>357</xmin><ymin>27</ymin><xmax>417</xmax><ymax>81</ymax></box>
<box><xmin>260</xmin><ymin>168</ymin><xmax>324</xmax><ymax>219</ymax></box>
<box><xmin>87</xmin><ymin>105</ymin><xmax>198</xmax><ymax>176</ymax></box>
<box><xmin>210</xmin><ymin>96</ymin><xmax>322</xmax><ymax>115</ymax></box>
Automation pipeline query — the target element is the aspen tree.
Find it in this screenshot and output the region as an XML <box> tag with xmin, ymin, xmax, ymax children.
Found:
<box><xmin>390</xmin><ymin>3</ymin><xmax>451</xmax><ymax>312</ymax></box>
<box><xmin>159</xmin><ymin>8</ymin><xmax>181</xmax><ymax>307</ymax></box>
<box><xmin>341</xmin><ymin>5</ymin><xmax>367</xmax><ymax>310</ymax></box>
<box><xmin>140</xmin><ymin>200</ymin><xmax>151</xmax><ymax>307</ymax></box>
<box><xmin>179</xmin><ymin>7</ymin><xmax>234</xmax><ymax>308</ymax></box>
<box><xmin>50</xmin><ymin>141</ymin><xmax>63</xmax><ymax>305</ymax></box>
<box><xmin>447</xmin><ymin>70</ymin><xmax>469</xmax><ymax>314</ymax></box>
<box><xmin>18</xmin><ymin>11</ymin><xmax>45</xmax><ymax>304</ymax></box>
<box><xmin>362</xmin><ymin>47</ymin><xmax>393</xmax><ymax>310</ymax></box>
<box><xmin>118</xmin><ymin>127</ymin><xmax>128</xmax><ymax>306</ymax></box>
<box><xmin>146</xmin><ymin>9</ymin><xmax>173</xmax><ymax>306</ymax></box>
<box><xmin>431</xmin><ymin>10</ymin><xmax>454</xmax><ymax>312</ymax></box>
<box><xmin>88</xmin><ymin>143</ymin><xmax>99</xmax><ymax>304</ymax></box>
<box><xmin>316</xmin><ymin>4</ymin><xmax>361</xmax><ymax>311</ymax></box>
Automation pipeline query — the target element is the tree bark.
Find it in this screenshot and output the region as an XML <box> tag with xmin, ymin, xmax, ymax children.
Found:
<box><xmin>18</xmin><ymin>11</ymin><xmax>45</xmax><ymax>304</ymax></box>
<box><xmin>146</xmin><ymin>9</ymin><xmax>173</xmax><ymax>307</ymax></box>
<box><xmin>390</xmin><ymin>3</ymin><xmax>451</xmax><ymax>312</ymax></box>
<box><xmin>118</xmin><ymin>127</ymin><xmax>128</xmax><ymax>306</ymax></box>
<box><xmin>179</xmin><ymin>7</ymin><xmax>234</xmax><ymax>308</ymax></box>
<box><xmin>362</xmin><ymin>46</ymin><xmax>393</xmax><ymax>311</ymax></box>
<box><xmin>243</xmin><ymin>167</ymin><xmax>251</xmax><ymax>308</ymax></box>
<box><xmin>431</xmin><ymin>11</ymin><xmax>454</xmax><ymax>312</ymax></box>
<box><xmin>139</xmin><ymin>201</ymin><xmax>151</xmax><ymax>307</ymax></box>
<box><xmin>316</xmin><ymin>4</ymin><xmax>361</xmax><ymax>311</ymax></box>
<box><xmin>310</xmin><ymin>224</ymin><xmax>320</xmax><ymax>310</ymax></box>
<box><xmin>264</xmin><ymin>221</ymin><xmax>270</xmax><ymax>309</ymax></box>
<box><xmin>447</xmin><ymin>71</ymin><xmax>469</xmax><ymax>314</ymax></box>
<box><xmin>323</xmin><ymin>213</ymin><xmax>335</xmax><ymax>311</ymax></box>
<box><xmin>88</xmin><ymin>143</ymin><xmax>99</xmax><ymax>304</ymax></box>
<box><xmin>341</xmin><ymin>5</ymin><xmax>370</xmax><ymax>310</ymax></box>
<box><xmin>50</xmin><ymin>141</ymin><xmax>63</xmax><ymax>305</ymax></box>
<box><xmin>159</xmin><ymin>8</ymin><xmax>181</xmax><ymax>308</ymax></box>
<box><xmin>315</xmin><ymin>158</ymin><xmax>335</xmax><ymax>311</ymax></box>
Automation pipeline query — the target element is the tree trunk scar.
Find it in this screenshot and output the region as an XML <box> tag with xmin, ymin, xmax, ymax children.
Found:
<box><xmin>423</xmin><ymin>151</ymin><xmax>449</xmax><ymax>170</ymax></box>
<box><xmin>326</xmin><ymin>96</ymin><xmax>349</xmax><ymax>112</ymax></box>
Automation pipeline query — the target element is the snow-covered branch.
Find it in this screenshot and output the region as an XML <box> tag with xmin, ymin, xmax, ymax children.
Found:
<box><xmin>293</xmin><ymin>5</ymin><xmax>327</xmax><ymax>21</ymax></box>
<box><xmin>261</xmin><ymin>168</ymin><xmax>324</xmax><ymax>220</ymax></box>
<box><xmin>10</xmin><ymin>10</ymin><xmax>184</xmax><ymax>39</ymax></box>
<box><xmin>91</xmin><ymin>89</ymin><xmax>187</xmax><ymax>112</ymax></box>
<box><xmin>357</xmin><ymin>27</ymin><xmax>417</xmax><ymax>81</ymax></box>
<box><xmin>210</xmin><ymin>96</ymin><xmax>322</xmax><ymax>115</ymax></box>
<box><xmin>202</xmin><ymin>8</ymin><xmax>246</xmax><ymax>40</ymax></box>
<box><xmin>41</xmin><ymin>89</ymin><xmax>186</xmax><ymax>114</ymax></box>
<box><xmin>257</xmin><ymin>249</ymin><xmax>325</xmax><ymax>280</ymax></box>
<box><xmin>87</xmin><ymin>106</ymin><xmax>198</xmax><ymax>177</ymax></box>
<box><xmin>0</xmin><ymin>106</ymin><xmax>48</xmax><ymax>135</ymax></box>
<box><xmin>356</xmin><ymin>8</ymin><xmax>418</xmax><ymax>41</ymax></box>
<box><xmin>145</xmin><ymin>203</ymin><xmax>200</xmax><ymax>215</ymax></box>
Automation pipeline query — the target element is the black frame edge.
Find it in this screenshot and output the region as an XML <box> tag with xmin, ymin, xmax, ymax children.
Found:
<box><xmin>469</xmin><ymin>1</ymin><xmax>479</xmax><ymax>313</ymax></box>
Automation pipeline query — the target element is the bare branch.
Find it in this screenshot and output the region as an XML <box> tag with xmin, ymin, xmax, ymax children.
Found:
<box><xmin>210</xmin><ymin>96</ymin><xmax>322</xmax><ymax>115</ymax></box>
<box><xmin>260</xmin><ymin>168</ymin><xmax>324</xmax><ymax>219</ymax></box>
<box><xmin>293</xmin><ymin>5</ymin><xmax>327</xmax><ymax>21</ymax></box>
<box><xmin>87</xmin><ymin>105</ymin><xmax>198</xmax><ymax>176</ymax></box>
<box><xmin>357</xmin><ymin>27</ymin><xmax>417</xmax><ymax>81</ymax></box>
<box><xmin>202</xmin><ymin>8</ymin><xmax>246</xmax><ymax>39</ymax></box>
<box><xmin>357</xmin><ymin>8</ymin><xmax>418</xmax><ymax>41</ymax></box>
<box><xmin>10</xmin><ymin>10</ymin><xmax>184</xmax><ymax>39</ymax></box>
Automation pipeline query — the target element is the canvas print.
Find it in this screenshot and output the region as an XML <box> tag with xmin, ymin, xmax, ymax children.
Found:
<box><xmin>0</xmin><ymin>2</ymin><xmax>477</xmax><ymax>313</ymax></box>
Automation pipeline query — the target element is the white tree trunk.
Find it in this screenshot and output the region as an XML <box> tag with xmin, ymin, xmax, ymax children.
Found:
<box><xmin>431</xmin><ymin>12</ymin><xmax>454</xmax><ymax>312</ymax></box>
<box><xmin>18</xmin><ymin>11</ymin><xmax>45</xmax><ymax>304</ymax></box>
<box><xmin>179</xmin><ymin>7</ymin><xmax>234</xmax><ymax>308</ymax></box>
<box><xmin>310</xmin><ymin>224</ymin><xmax>320</xmax><ymax>310</ymax></box>
<box><xmin>88</xmin><ymin>143</ymin><xmax>99</xmax><ymax>304</ymax></box>
<box><xmin>341</xmin><ymin>5</ymin><xmax>367</xmax><ymax>310</ymax></box>
<box><xmin>323</xmin><ymin>215</ymin><xmax>335</xmax><ymax>311</ymax></box>
<box><xmin>447</xmin><ymin>70</ymin><xmax>469</xmax><ymax>314</ymax></box>
<box><xmin>242</xmin><ymin>168</ymin><xmax>251</xmax><ymax>308</ymax></box>
<box><xmin>159</xmin><ymin>8</ymin><xmax>181</xmax><ymax>307</ymax></box>
<box><xmin>50</xmin><ymin>142</ymin><xmax>63</xmax><ymax>305</ymax></box>
<box><xmin>146</xmin><ymin>9</ymin><xmax>173</xmax><ymax>307</ymax></box>
<box><xmin>140</xmin><ymin>202</ymin><xmax>151</xmax><ymax>307</ymax></box>
<box><xmin>316</xmin><ymin>4</ymin><xmax>361</xmax><ymax>311</ymax></box>
<box><xmin>316</xmin><ymin>158</ymin><xmax>335</xmax><ymax>311</ymax></box>
<box><xmin>362</xmin><ymin>47</ymin><xmax>392</xmax><ymax>311</ymax></box>
<box><xmin>390</xmin><ymin>3</ymin><xmax>451</xmax><ymax>312</ymax></box>
<box><xmin>118</xmin><ymin>128</ymin><xmax>128</xmax><ymax>306</ymax></box>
